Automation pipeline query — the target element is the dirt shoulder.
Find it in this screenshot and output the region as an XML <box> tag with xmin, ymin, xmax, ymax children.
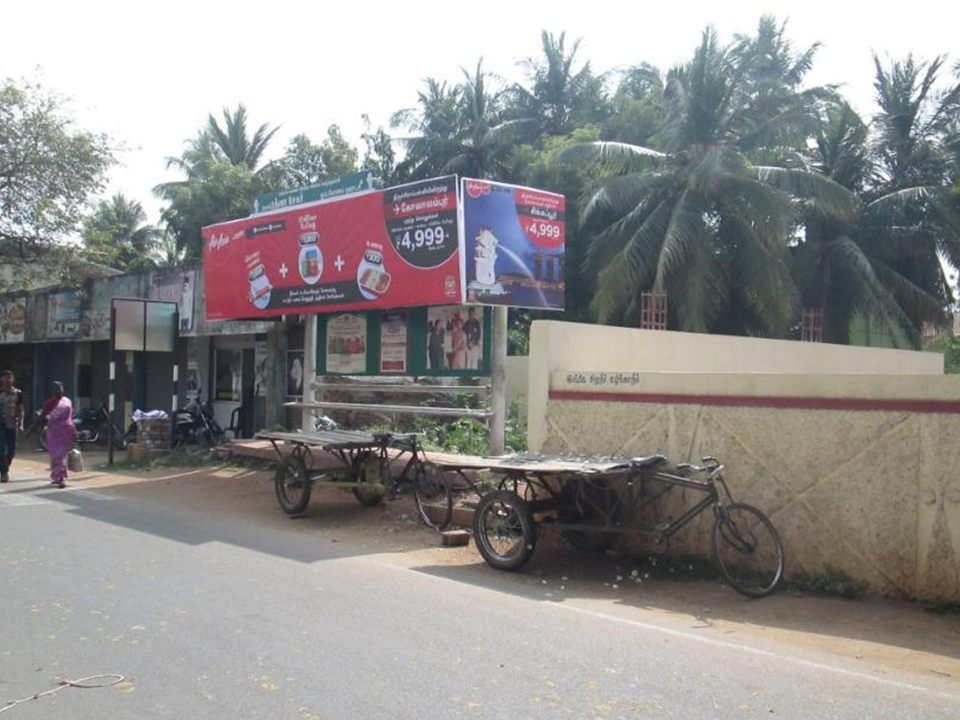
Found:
<box><xmin>10</xmin><ymin>451</ymin><xmax>960</xmax><ymax>687</ymax></box>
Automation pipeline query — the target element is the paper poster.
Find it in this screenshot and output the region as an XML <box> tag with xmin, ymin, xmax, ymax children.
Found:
<box><xmin>255</xmin><ymin>341</ymin><xmax>268</xmax><ymax>397</ymax></box>
<box><xmin>325</xmin><ymin>313</ymin><xmax>367</xmax><ymax>374</ymax></box>
<box><xmin>380</xmin><ymin>312</ymin><xmax>408</xmax><ymax>374</ymax></box>
<box><xmin>46</xmin><ymin>291</ymin><xmax>82</xmax><ymax>339</ymax></box>
<box><xmin>426</xmin><ymin>306</ymin><xmax>484</xmax><ymax>372</ymax></box>
<box><xmin>0</xmin><ymin>297</ymin><xmax>26</xmax><ymax>344</ymax></box>
<box><xmin>286</xmin><ymin>350</ymin><xmax>305</xmax><ymax>398</ymax></box>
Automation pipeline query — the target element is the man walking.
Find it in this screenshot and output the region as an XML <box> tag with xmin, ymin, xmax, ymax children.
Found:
<box><xmin>0</xmin><ymin>370</ymin><xmax>24</xmax><ymax>482</ymax></box>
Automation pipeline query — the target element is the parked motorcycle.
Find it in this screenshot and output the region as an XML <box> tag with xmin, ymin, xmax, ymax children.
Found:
<box><xmin>36</xmin><ymin>403</ymin><xmax>136</xmax><ymax>452</ymax></box>
<box><xmin>172</xmin><ymin>399</ymin><xmax>225</xmax><ymax>447</ymax></box>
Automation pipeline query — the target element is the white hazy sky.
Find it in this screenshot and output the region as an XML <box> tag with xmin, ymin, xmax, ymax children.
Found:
<box><xmin>3</xmin><ymin>1</ymin><xmax>959</xmax><ymax>225</ymax></box>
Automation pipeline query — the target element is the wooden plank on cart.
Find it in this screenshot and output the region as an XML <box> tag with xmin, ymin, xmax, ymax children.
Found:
<box><xmin>257</xmin><ymin>429</ymin><xmax>385</xmax><ymax>449</ymax></box>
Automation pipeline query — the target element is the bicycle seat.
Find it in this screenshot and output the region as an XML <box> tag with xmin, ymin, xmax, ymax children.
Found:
<box><xmin>630</xmin><ymin>454</ymin><xmax>668</xmax><ymax>468</ymax></box>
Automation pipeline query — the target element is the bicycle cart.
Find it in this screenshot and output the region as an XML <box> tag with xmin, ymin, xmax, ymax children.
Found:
<box><xmin>257</xmin><ymin>430</ymin><xmax>452</xmax><ymax>529</ymax></box>
<box><xmin>451</xmin><ymin>453</ymin><xmax>784</xmax><ymax>598</ymax></box>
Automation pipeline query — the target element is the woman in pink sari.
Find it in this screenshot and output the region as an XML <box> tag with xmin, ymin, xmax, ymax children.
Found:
<box><xmin>40</xmin><ymin>382</ymin><xmax>77</xmax><ymax>488</ymax></box>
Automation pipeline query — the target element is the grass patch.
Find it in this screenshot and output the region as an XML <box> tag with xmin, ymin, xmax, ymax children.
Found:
<box><xmin>786</xmin><ymin>564</ymin><xmax>871</xmax><ymax>599</ymax></box>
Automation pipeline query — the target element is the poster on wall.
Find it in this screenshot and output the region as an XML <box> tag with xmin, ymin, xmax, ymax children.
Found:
<box><xmin>81</xmin><ymin>309</ymin><xmax>110</xmax><ymax>340</ymax></box>
<box><xmin>326</xmin><ymin>313</ymin><xmax>367</xmax><ymax>374</ymax></box>
<box><xmin>47</xmin><ymin>291</ymin><xmax>82</xmax><ymax>339</ymax></box>
<box><xmin>0</xmin><ymin>297</ymin><xmax>27</xmax><ymax>344</ymax></box>
<box><xmin>380</xmin><ymin>312</ymin><xmax>408</xmax><ymax>373</ymax></box>
<box><xmin>286</xmin><ymin>350</ymin><xmax>305</xmax><ymax>399</ymax></box>
<box><xmin>202</xmin><ymin>176</ymin><xmax>462</xmax><ymax>321</ymax></box>
<box><xmin>426</xmin><ymin>306</ymin><xmax>485</xmax><ymax>372</ymax></box>
<box><xmin>254</xmin><ymin>341</ymin><xmax>268</xmax><ymax>397</ymax></box>
<box><xmin>149</xmin><ymin>270</ymin><xmax>195</xmax><ymax>331</ymax></box>
<box><xmin>462</xmin><ymin>178</ymin><xmax>565</xmax><ymax>310</ymax></box>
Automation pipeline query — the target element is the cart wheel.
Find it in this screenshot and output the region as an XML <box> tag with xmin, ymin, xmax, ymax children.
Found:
<box><xmin>473</xmin><ymin>490</ymin><xmax>537</xmax><ymax>571</ymax></box>
<box><xmin>352</xmin><ymin>451</ymin><xmax>388</xmax><ymax>507</ymax></box>
<box><xmin>415</xmin><ymin>464</ymin><xmax>452</xmax><ymax>530</ymax></box>
<box><xmin>275</xmin><ymin>455</ymin><xmax>312</xmax><ymax>515</ymax></box>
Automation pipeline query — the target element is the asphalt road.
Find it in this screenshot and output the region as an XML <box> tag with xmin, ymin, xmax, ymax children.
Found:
<box><xmin>1</xmin><ymin>462</ymin><xmax>959</xmax><ymax>720</ymax></box>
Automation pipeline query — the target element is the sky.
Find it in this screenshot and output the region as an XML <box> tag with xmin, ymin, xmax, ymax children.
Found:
<box><xmin>3</xmin><ymin>1</ymin><xmax>959</xmax><ymax>226</ymax></box>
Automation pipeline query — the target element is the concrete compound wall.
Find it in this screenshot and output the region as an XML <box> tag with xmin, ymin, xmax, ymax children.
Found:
<box><xmin>528</xmin><ymin>321</ymin><xmax>959</xmax><ymax>602</ymax></box>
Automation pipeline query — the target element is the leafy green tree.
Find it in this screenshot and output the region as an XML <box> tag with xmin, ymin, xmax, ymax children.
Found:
<box><xmin>81</xmin><ymin>193</ymin><xmax>160</xmax><ymax>271</ymax></box>
<box><xmin>604</xmin><ymin>63</ymin><xmax>665</xmax><ymax>146</ymax></box>
<box><xmin>263</xmin><ymin>126</ymin><xmax>359</xmax><ymax>188</ymax></box>
<box><xmin>0</xmin><ymin>76</ymin><xmax>114</xmax><ymax>265</ymax></box>
<box><xmin>360</xmin><ymin>114</ymin><xmax>400</xmax><ymax>186</ymax></box>
<box><xmin>558</xmin><ymin>27</ymin><xmax>856</xmax><ymax>334</ymax></box>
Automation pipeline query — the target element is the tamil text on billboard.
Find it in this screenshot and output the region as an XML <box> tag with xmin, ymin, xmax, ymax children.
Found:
<box><xmin>202</xmin><ymin>176</ymin><xmax>462</xmax><ymax>320</ymax></box>
<box><xmin>462</xmin><ymin>178</ymin><xmax>565</xmax><ymax>310</ymax></box>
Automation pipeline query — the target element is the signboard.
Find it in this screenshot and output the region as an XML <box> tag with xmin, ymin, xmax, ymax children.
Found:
<box><xmin>149</xmin><ymin>270</ymin><xmax>196</xmax><ymax>331</ymax></box>
<box><xmin>0</xmin><ymin>297</ymin><xmax>26</xmax><ymax>344</ymax></box>
<box><xmin>380</xmin><ymin>312</ymin><xmax>408</xmax><ymax>373</ymax></box>
<box><xmin>112</xmin><ymin>298</ymin><xmax>178</xmax><ymax>353</ymax></box>
<box><xmin>47</xmin><ymin>291</ymin><xmax>82</xmax><ymax>339</ymax></box>
<box><xmin>253</xmin><ymin>171</ymin><xmax>380</xmax><ymax>215</ymax></box>
<box><xmin>462</xmin><ymin>178</ymin><xmax>565</xmax><ymax>310</ymax></box>
<box><xmin>325</xmin><ymin>313</ymin><xmax>367</xmax><ymax>374</ymax></box>
<box><xmin>202</xmin><ymin>176</ymin><xmax>463</xmax><ymax>320</ymax></box>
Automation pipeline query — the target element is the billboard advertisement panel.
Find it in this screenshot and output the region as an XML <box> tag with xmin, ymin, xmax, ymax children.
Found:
<box><xmin>202</xmin><ymin>176</ymin><xmax>462</xmax><ymax>321</ymax></box>
<box><xmin>462</xmin><ymin>178</ymin><xmax>565</xmax><ymax>310</ymax></box>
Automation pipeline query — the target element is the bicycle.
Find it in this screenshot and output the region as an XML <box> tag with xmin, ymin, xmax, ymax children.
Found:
<box><xmin>471</xmin><ymin>454</ymin><xmax>785</xmax><ymax>598</ymax></box>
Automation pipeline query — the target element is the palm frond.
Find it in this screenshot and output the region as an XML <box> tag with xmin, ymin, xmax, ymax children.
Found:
<box><xmin>554</xmin><ymin>141</ymin><xmax>667</xmax><ymax>174</ymax></box>
<box><xmin>753</xmin><ymin>165</ymin><xmax>859</xmax><ymax>219</ymax></box>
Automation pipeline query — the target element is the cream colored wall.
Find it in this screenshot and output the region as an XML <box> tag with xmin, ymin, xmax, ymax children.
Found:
<box><xmin>527</xmin><ymin>321</ymin><xmax>958</xmax><ymax>602</ymax></box>
<box><xmin>528</xmin><ymin>321</ymin><xmax>944</xmax><ymax>450</ymax></box>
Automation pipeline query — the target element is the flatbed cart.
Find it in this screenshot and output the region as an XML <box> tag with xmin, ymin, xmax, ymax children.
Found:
<box><xmin>257</xmin><ymin>430</ymin><xmax>453</xmax><ymax>529</ymax></box>
<box><xmin>435</xmin><ymin>452</ymin><xmax>784</xmax><ymax>598</ymax></box>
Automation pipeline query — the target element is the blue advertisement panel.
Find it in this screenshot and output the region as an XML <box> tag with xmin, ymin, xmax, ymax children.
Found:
<box><xmin>461</xmin><ymin>178</ymin><xmax>565</xmax><ymax>310</ymax></box>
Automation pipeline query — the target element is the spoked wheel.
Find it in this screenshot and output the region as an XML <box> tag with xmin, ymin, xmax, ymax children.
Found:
<box><xmin>712</xmin><ymin>503</ymin><xmax>784</xmax><ymax>598</ymax></box>
<box><xmin>275</xmin><ymin>454</ymin><xmax>312</xmax><ymax>515</ymax></box>
<box><xmin>352</xmin><ymin>451</ymin><xmax>388</xmax><ymax>507</ymax></box>
<box><xmin>561</xmin><ymin>480</ymin><xmax>617</xmax><ymax>553</ymax></box>
<box><xmin>472</xmin><ymin>490</ymin><xmax>537</xmax><ymax>571</ymax></box>
<box><xmin>414</xmin><ymin>464</ymin><xmax>453</xmax><ymax>530</ymax></box>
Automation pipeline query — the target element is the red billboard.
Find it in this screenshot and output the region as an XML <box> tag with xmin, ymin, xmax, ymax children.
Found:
<box><xmin>202</xmin><ymin>176</ymin><xmax>463</xmax><ymax>320</ymax></box>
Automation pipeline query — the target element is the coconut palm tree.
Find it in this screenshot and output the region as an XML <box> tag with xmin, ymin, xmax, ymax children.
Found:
<box><xmin>82</xmin><ymin>193</ymin><xmax>160</xmax><ymax>271</ymax></box>
<box><xmin>206</xmin><ymin>104</ymin><xmax>279</xmax><ymax>171</ymax></box>
<box><xmin>558</xmin><ymin>27</ymin><xmax>856</xmax><ymax>334</ymax></box>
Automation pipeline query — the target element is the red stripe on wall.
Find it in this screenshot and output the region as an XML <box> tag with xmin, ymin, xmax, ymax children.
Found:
<box><xmin>548</xmin><ymin>390</ymin><xmax>960</xmax><ymax>414</ymax></box>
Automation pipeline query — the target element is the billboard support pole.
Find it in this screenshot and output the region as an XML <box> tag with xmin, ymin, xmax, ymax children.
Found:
<box><xmin>302</xmin><ymin>315</ymin><xmax>318</xmax><ymax>432</ymax></box>
<box><xmin>489</xmin><ymin>306</ymin><xmax>508</xmax><ymax>455</ymax></box>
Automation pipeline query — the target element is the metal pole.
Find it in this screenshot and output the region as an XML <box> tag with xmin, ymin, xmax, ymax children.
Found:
<box><xmin>301</xmin><ymin>315</ymin><xmax>318</xmax><ymax>432</ymax></box>
<box><xmin>108</xmin><ymin>361</ymin><xmax>116</xmax><ymax>467</ymax></box>
<box><xmin>489</xmin><ymin>306</ymin><xmax>508</xmax><ymax>455</ymax></box>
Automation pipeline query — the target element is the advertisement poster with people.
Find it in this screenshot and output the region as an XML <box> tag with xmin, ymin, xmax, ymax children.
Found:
<box><xmin>462</xmin><ymin>178</ymin><xmax>565</xmax><ymax>310</ymax></box>
<box><xmin>0</xmin><ymin>297</ymin><xmax>26</xmax><ymax>344</ymax></box>
<box><xmin>149</xmin><ymin>270</ymin><xmax>196</xmax><ymax>331</ymax></box>
<box><xmin>326</xmin><ymin>313</ymin><xmax>367</xmax><ymax>374</ymax></box>
<box><xmin>202</xmin><ymin>176</ymin><xmax>462</xmax><ymax>321</ymax></box>
<box><xmin>380</xmin><ymin>312</ymin><xmax>408</xmax><ymax>374</ymax></box>
<box><xmin>46</xmin><ymin>291</ymin><xmax>82</xmax><ymax>339</ymax></box>
<box><xmin>426</xmin><ymin>306</ymin><xmax>484</xmax><ymax>372</ymax></box>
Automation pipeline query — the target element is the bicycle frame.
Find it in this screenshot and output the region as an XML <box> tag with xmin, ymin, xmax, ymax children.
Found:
<box><xmin>514</xmin><ymin>463</ymin><xmax>736</xmax><ymax>544</ymax></box>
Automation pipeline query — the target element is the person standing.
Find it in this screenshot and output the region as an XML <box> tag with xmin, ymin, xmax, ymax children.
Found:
<box><xmin>36</xmin><ymin>382</ymin><xmax>77</xmax><ymax>488</ymax></box>
<box><xmin>0</xmin><ymin>370</ymin><xmax>23</xmax><ymax>482</ymax></box>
